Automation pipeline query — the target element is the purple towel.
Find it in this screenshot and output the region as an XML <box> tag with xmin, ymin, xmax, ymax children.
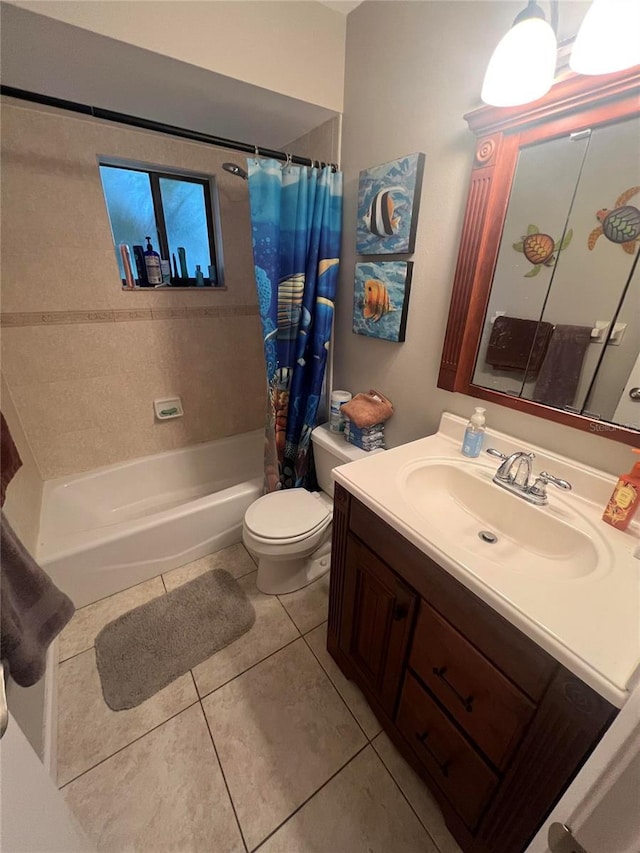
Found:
<box><xmin>486</xmin><ymin>317</ymin><xmax>554</xmax><ymax>375</ymax></box>
<box><xmin>1</xmin><ymin>512</ymin><xmax>74</xmax><ymax>686</ymax></box>
<box><xmin>532</xmin><ymin>325</ymin><xmax>591</xmax><ymax>409</ymax></box>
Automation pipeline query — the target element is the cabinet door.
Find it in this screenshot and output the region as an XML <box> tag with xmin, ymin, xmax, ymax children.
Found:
<box><xmin>339</xmin><ymin>535</ymin><xmax>416</xmax><ymax>716</ymax></box>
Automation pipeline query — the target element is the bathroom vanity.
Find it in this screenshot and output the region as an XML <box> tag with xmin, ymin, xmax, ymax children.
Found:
<box><xmin>327</xmin><ymin>414</ymin><xmax>638</xmax><ymax>853</ymax></box>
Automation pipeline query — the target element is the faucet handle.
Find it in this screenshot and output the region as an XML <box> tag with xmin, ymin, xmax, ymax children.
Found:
<box><xmin>537</xmin><ymin>471</ymin><xmax>572</xmax><ymax>491</ymax></box>
<box><xmin>486</xmin><ymin>448</ymin><xmax>507</xmax><ymax>460</ymax></box>
<box><xmin>528</xmin><ymin>471</ymin><xmax>572</xmax><ymax>503</ymax></box>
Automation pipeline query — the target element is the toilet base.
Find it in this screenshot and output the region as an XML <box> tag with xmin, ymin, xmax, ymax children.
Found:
<box><xmin>254</xmin><ymin>540</ymin><xmax>331</xmax><ymax>595</ymax></box>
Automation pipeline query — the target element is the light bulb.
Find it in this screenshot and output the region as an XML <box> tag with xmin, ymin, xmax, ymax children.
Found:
<box><xmin>570</xmin><ymin>0</ymin><xmax>640</xmax><ymax>75</ymax></box>
<box><xmin>482</xmin><ymin>16</ymin><xmax>557</xmax><ymax>107</ymax></box>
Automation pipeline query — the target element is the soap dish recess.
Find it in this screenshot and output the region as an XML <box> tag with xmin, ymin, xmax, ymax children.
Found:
<box><xmin>154</xmin><ymin>397</ymin><xmax>183</xmax><ymax>420</ymax></box>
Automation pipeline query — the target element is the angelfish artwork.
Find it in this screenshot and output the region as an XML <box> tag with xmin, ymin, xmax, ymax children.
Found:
<box><xmin>588</xmin><ymin>186</ymin><xmax>640</xmax><ymax>254</ymax></box>
<box><xmin>356</xmin><ymin>154</ymin><xmax>425</xmax><ymax>254</ymax></box>
<box><xmin>353</xmin><ymin>261</ymin><xmax>413</xmax><ymax>343</ymax></box>
<box><xmin>512</xmin><ymin>224</ymin><xmax>573</xmax><ymax>277</ymax></box>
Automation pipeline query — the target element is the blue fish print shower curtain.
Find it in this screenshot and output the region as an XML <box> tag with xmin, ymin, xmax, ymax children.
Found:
<box><xmin>248</xmin><ymin>159</ymin><xmax>343</xmax><ymax>492</ymax></box>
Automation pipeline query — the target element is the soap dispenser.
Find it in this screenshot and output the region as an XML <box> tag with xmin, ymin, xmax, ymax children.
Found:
<box><xmin>461</xmin><ymin>407</ymin><xmax>486</xmax><ymax>458</ymax></box>
<box><xmin>602</xmin><ymin>449</ymin><xmax>640</xmax><ymax>530</ymax></box>
<box><xmin>143</xmin><ymin>236</ymin><xmax>162</xmax><ymax>285</ymax></box>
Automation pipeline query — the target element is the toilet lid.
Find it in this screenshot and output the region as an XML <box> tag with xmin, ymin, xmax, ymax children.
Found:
<box><xmin>244</xmin><ymin>489</ymin><xmax>331</xmax><ymax>540</ymax></box>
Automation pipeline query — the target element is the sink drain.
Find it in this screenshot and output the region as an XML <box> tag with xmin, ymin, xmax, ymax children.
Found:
<box><xmin>478</xmin><ymin>530</ymin><xmax>498</xmax><ymax>544</ymax></box>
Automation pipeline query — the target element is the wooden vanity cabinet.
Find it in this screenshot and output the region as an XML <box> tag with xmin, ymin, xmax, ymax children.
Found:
<box><xmin>327</xmin><ymin>484</ymin><xmax>617</xmax><ymax>853</ymax></box>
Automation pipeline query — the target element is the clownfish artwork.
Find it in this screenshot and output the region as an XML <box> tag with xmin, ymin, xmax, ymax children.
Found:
<box><xmin>363</xmin><ymin>186</ymin><xmax>406</xmax><ymax>237</ymax></box>
<box><xmin>353</xmin><ymin>261</ymin><xmax>412</xmax><ymax>343</ymax></box>
<box><xmin>363</xmin><ymin>279</ymin><xmax>395</xmax><ymax>322</ymax></box>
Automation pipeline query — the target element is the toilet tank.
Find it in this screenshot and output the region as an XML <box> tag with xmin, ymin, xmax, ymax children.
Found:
<box><xmin>311</xmin><ymin>423</ymin><xmax>377</xmax><ymax>497</ymax></box>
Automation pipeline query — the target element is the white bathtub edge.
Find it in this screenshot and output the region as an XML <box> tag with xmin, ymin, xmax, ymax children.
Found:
<box><xmin>43</xmin><ymin>640</ymin><xmax>58</xmax><ymax>782</ymax></box>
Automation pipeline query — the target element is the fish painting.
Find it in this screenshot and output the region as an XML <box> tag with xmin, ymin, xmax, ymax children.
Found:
<box><xmin>363</xmin><ymin>186</ymin><xmax>406</xmax><ymax>237</ymax></box>
<box><xmin>353</xmin><ymin>261</ymin><xmax>412</xmax><ymax>343</ymax></box>
<box><xmin>357</xmin><ymin>153</ymin><xmax>425</xmax><ymax>254</ymax></box>
<box><xmin>363</xmin><ymin>278</ymin><xmax>395</xmax><ymax>322</ymax></box>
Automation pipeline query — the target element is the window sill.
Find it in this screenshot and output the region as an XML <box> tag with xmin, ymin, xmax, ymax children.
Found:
<box><xmin>122</xmin><ymin>286</ymin><xmax>228</xmax><ymax>292</ymax></box>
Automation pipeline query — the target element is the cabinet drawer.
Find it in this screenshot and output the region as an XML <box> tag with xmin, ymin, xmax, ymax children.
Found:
<box><xmin>410</xmin><ymin>601</ymin><xmax>535</xmax><ymax>770</ymax></box>
<box><xmin>397</xmin><ymin>672</ymin><xmax>498</xmax><ymax>829</ymax></box>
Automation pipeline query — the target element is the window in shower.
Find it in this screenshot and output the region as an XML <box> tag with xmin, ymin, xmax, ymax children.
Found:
<box><xmin>99</xmin><ymin>160</ymin><xmax>224</xmax><ymax>288</ymax></box>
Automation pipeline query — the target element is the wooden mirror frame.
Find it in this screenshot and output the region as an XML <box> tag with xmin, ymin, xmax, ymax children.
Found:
<box><xmin>438</xmin><ymin>67</ymin><xmax>640</xmax><ymax>447</ymax></box>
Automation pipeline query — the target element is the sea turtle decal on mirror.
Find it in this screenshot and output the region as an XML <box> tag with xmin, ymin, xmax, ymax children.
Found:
<box><xmin>513</xmin><ymin>224</ymin><xmax>573</xmax><ymax>278</ymax></box>
<box><xmin>588</xmin><ymin>186</ymin><xmax>640</xmax><ymax>254</ymax></box>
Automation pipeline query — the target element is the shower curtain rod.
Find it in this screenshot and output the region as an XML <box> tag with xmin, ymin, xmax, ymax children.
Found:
<box><xmin>0</xmin><ymin>86</ymin><xmax>338</xmax><ymax>171</ymax></box>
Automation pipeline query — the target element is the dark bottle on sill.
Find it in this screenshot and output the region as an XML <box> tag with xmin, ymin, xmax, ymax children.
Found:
<box><xmin>132</xmin><ymin>245</ymin><xmax>149</xmax><ymax>286</ymax></box>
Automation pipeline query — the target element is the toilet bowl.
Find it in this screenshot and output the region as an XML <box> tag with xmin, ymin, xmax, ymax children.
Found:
<box><xmin>242</xmin><ymin>423</ymin><xmax>378</xmax><ymax>594</ymax></box>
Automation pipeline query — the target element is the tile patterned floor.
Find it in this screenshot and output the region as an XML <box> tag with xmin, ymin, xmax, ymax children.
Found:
<box><xmin>57</xmin><ymin>544</ymin><xmax>462</xmax><ymax>853</ymax></box>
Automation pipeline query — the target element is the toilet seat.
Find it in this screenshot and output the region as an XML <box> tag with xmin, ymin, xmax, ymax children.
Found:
<box><xmin>244</xmin><ymin>488</ymin><xmax>332</xmax><ymax>545</ymax></box>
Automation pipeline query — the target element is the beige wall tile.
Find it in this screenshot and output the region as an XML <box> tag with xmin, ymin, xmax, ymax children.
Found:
<box><xmin>1</xmin><ymin>324</ymin><xmax>120</xmax><ymax>386</ymax></box>
<box><xmin>1</xmin><ymin>102</ymin><xmax>266</xmax><ymax>477</ymax></box>
<box><xmin>1</xmin><ymin>248</ymin><xmax>117</xmax><ymax>313</ymax></box>
<box><xmin>36</xmin><ymin>426</ymin><xmax>126</xmax><ymax>479</ymax></box>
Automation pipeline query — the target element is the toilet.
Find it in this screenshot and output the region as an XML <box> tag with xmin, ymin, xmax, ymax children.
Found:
<box><xmin>243</xmin><ymin>423</ymin><xmax>376</xmax><ymax>594</ymax></box>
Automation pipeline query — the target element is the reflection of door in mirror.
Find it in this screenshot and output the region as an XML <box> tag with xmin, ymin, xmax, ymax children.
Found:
<box><xmin>473</xmin><ymin>116</ymin><xmax>640</xmax><ymax>423</ymax></box>
<box><xmin>613</xmin><ymin>354</ymin><xmax>640</xmax><ymax>428</ymax></box>
<box><xmin>589</xmin><ymin>262</ymin><xmax>639</xmax><ymax>427</ymax></box>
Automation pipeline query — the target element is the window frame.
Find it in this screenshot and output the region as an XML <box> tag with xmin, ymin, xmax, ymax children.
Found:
<box><xmin>98</xmin><ymin>157</ymin><xmax>225</xmax><ymax>289</ymax></box>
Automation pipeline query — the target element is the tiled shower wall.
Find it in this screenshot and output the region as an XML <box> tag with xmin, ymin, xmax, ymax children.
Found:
<box><xmin>0</xmin><ymin>98</ymin><xmax>267</xmax><ymax>479</ymax></box>
<box><xmin>284</xmin><ymin>115</ymin><xmax>341</xmax><ymax>165</ymax></box>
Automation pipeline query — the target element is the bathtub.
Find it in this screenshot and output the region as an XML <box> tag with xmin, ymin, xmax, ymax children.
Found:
<box><xmin>38</xmin><ymin>431</ymin><xmax>264</xmax><ymax>608</ymax></box>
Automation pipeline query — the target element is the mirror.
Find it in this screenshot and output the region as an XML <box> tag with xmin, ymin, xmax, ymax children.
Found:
<box><xmin>439</xmin><ymin>67</ymin><xmax>640</xmax><ymax>446</ymax></box>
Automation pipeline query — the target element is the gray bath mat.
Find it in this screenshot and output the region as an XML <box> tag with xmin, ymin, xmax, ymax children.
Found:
<box><xmin>95</xmin><ymin>569</ymin><xmax>255</xmax><ymax>710</ymax></box>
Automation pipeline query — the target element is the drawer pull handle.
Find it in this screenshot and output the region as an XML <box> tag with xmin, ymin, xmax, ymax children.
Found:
<box><xmin>392</xmin><ymin>602</ymin><xmax>409</xmax><ymax>621</ymax></box>
<box><xmin>415</xmin><ymin>730</ymin><xmax>451</xmax><ymax>778</ymax></box>
<box><xmin>433</xmin><ymin>666</ymin><xmax>474</xmax><ymax>712</ymax></box>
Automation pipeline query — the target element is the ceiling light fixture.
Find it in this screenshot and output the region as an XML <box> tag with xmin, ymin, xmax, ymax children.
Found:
<box><xmin>570</xmin><ymin>0</ymin><xmax>640</xmax><ymax>75</ymax></box>
<box><xmin>481</xmin><ymin>1</ymin><xmax>557</xmax><ymax>107</ymax></box>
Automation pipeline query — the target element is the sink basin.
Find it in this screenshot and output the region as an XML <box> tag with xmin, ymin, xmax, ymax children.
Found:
<box><xmin>401</xmin><ymin>460</ymin><xmax>606</xmax><ymax>579</ymax></box>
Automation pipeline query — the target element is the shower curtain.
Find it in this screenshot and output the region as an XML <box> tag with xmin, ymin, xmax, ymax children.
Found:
<box><xmin>248</xmin><ymin>158</ymin><xmax>343</xmax><ymax>492</ymax></box>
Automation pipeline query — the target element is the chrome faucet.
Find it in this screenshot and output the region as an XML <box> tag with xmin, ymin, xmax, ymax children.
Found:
<box><xmin>486</xmin><ymin>448</ymin><xmax>572</xmax><ymax>505</ymax></box>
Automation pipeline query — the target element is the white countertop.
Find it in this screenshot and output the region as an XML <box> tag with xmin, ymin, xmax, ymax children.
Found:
<box><xmin>333</xmin><ymin>413</ymin><xmax>640</xmax><ymax>708</ymax></box>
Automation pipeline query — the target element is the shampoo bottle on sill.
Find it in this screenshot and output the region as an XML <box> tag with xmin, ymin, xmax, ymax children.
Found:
<box><xmin>461</xmin><ymin>407</ymin><xmax>486</xmax><ymax>458</ymax></box>
<box><xmin>602</xmin><ymin>449</ymin><xmax>640</xmax><ymax>531</ymax></box>
<box><xmin>143</xmin><ymin>236</ymin><xmax>163</xmax><ymax>285</ymax></box>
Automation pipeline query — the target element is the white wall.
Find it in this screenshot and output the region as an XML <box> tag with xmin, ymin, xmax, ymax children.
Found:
<box><xmin>9</xmin><ymin>0</ymin><xmax>346</xmax><ymax>112</ymax></box>
<box><xmin>335</xmin><ymin>0</ymin><xmax>633</xmax><ymax>475</ymax></box>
